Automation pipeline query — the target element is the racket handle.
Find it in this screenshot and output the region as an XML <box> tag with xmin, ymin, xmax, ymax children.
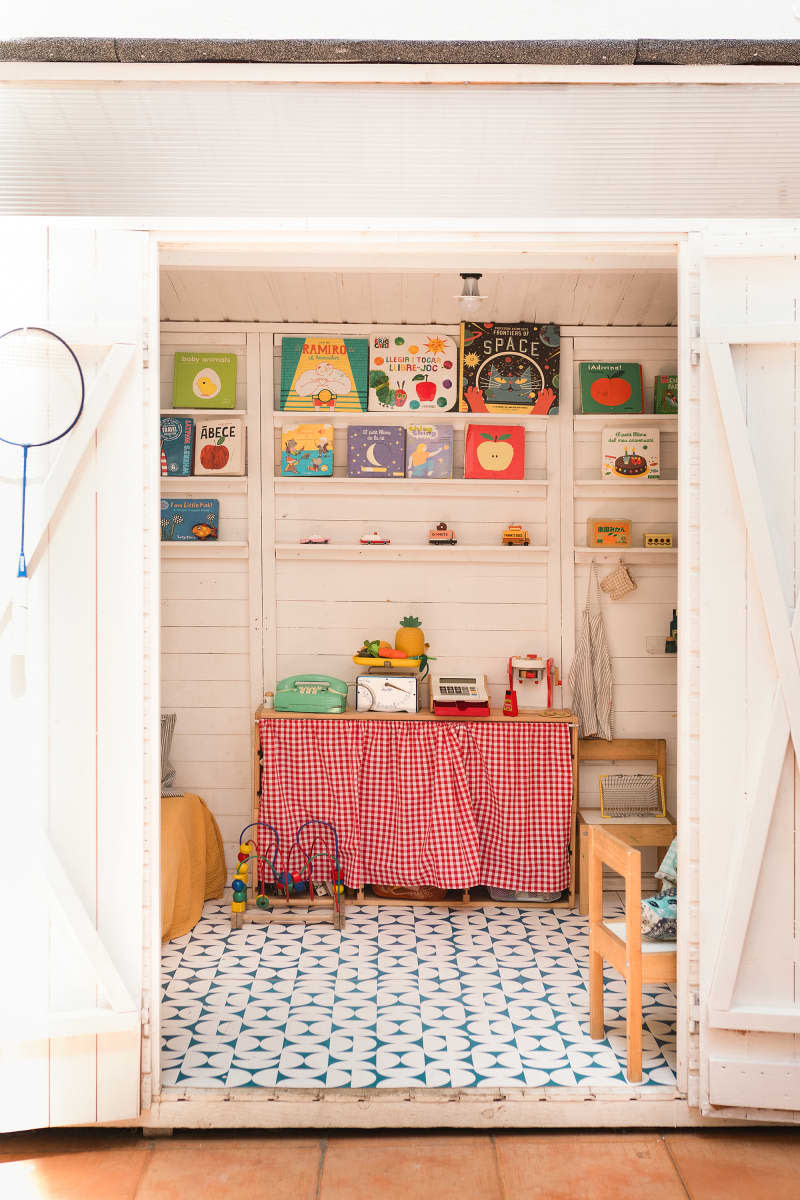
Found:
<box><xmin>10</xmin><ymin>575</ymin><xmax>28</xmax><ymax>654</ymax></box>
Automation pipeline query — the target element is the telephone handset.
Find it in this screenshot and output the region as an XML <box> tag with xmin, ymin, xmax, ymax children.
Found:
<box><xmin>275</xmin><ymin>674</ymin><xmax>348</xmax><ymax>714</ymax></box>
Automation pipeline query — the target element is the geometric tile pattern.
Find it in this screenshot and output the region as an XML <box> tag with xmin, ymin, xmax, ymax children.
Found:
<box><xmin>161</xmin><ymin>900</ymin><xmax>676</xmax><ymax>1090</ymax></box>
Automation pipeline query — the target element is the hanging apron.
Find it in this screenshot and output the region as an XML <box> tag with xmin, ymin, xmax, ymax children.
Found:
<box><xmin>567</xmin><ymin>561</ymin><xmax>613</xmax><ymax>740</ymax></box>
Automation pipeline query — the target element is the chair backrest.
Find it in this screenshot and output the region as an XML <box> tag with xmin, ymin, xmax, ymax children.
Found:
<box><xmin>578</xmin><ymin>736</ymin><xmax>667</xmax><ymax>806</ymax></box>
<box><xmin>588</xmin><ymin>825</ymin><xmax>643</xmax><ymax>962</ymax></box>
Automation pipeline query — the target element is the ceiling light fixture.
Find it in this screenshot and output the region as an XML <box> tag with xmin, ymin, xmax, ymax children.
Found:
<box><xmin>454</xmin><ymin>273</ymin><xmax>487</xmax><ymax>316</ymax></box>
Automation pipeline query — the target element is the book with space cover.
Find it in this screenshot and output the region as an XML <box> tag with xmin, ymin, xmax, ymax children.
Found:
<box><xmin>368</xmin><ymin>331</ymin><xmax>459</xmax><ymax>411</ymax></box>
<box><xmin>280</xmin><ymin>335</ymin><xmax>369</xmax><ymax>412</ymax></box>
<box><xmin>459</xmin><ymin>322</ymin><xmax>560</xmax><ymax>415</ymax></box>
<box><xmin>405</xmin><ymin>424</ymin><xmax>454</xmax><ymax>479</ymax></box>
<box><xmin>172</xmin><ymin>352</ymin><xmax>237</xmax><ymax>409</ymax></box>
<box><xmin>280</xmin><ymin>423</ymin><xmax>334</xmax><ymax>476</ymax></box>
<box><xmin>579</xmin><ymin>362</ymin><xmax>644</xmax><ymax>414</ymax></box>
<box><xmin>347</xmin><ymin>426</ymin><xmax>405</xmax><ymax>478</ymax></box>
<box><xmin>464</xmin><ymin>424</ymin><xmax>525</xmax><ymax>480</ymax></box>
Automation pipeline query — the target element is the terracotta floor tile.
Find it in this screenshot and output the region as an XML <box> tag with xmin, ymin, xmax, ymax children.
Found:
<box><xmin>0</xmin><ymin>1129</ymin><xmax>145</xmax><ymax>1163</ymax></box>
<box><xmin>495</xmin><ymin>1132</ymin><xmax>685</xmax><ymax>1200</ymax></box>
<box><xmin>137</xmin><ymin>1135</ymin><xmax>321</xmax><ymax>1199</ymax></box>
<box><xmin>320</xmin><ymin>1134</ymin><xmax>502</xmax><ymax>1200</ymax></box>
<box><xmin>0</xmin><ymin>1144</ymin><xmax>150</xmax><ymax>1199</ymax></box>
<box><xmin>666</xmin><ymin>1131</ymin><xmax>800</xmax><ymax>1199</ymax></box>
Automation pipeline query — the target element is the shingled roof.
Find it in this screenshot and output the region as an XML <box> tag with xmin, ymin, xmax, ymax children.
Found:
<box><xmin>1</xmin><ymin>38</ymin><xmax>799</xmax><ymax>65</ymax></box>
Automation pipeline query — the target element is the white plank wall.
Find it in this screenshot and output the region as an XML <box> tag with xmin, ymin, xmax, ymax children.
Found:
<box><xmin>159</xmin><ymin>309</ymin><xmax>678</xmax><ymax>878</ymax></box>
<box><xmin>159</xmin><ymin>333</ymin><xmax>257</xmax><ymax>870</ymax></box>
<box><xmin>571</xmin><ymin>332</ymin><xmax>678</xmax><ymax>822</ymax></box>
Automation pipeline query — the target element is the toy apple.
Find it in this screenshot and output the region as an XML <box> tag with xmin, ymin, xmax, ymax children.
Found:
<box><xmin>200</xmin><ymin>438</ymin><xmax>230</xmax><ymax>470</ymax></box>
<box><xmin>589</xmin><ymin>376</ymin><xmax>632</xmax><ymax>408</ymax></box>
<box><xmin>476</xmin><ymin>432</ymin><xmax>514</xmax><ymax>472</ymax></box>
<box><xmin>415</xmin><ymin>380</ymin><xmax>437</xmax><ymax>405</ymax></box>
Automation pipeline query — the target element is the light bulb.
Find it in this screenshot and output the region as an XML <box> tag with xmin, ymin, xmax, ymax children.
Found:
<box><xmin>454</xmin><ymin>272</ymin><xmax>487</xmax><ymax>315</ymax></box>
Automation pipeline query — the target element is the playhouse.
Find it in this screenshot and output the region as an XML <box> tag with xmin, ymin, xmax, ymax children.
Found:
<box><xmin>2</xmin><ymin>41</ymin><xmax>800</xmax><ymax>1132</ymax></box>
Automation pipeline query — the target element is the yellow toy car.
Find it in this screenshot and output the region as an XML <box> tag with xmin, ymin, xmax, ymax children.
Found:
<box><xmin>501</xmin><ymin>524</ymin><xmax>530</xmax><ymax>547</ymax></box>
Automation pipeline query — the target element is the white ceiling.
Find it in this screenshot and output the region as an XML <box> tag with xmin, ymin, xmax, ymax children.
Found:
<box><xmin>159</xmin><ymin>269</ymin><xmax>677</xmax><ymax>326</ymax></box>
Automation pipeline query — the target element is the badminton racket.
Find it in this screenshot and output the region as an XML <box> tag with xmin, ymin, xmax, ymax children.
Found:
<box><xmin>0</xmin><ymin>326</ymin><xmax>84</xmax><ymax>649</ymax></box>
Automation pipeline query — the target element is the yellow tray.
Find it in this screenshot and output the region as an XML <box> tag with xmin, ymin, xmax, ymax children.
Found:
<box><xmin>352</xmin><ymin>655</ymin><xmax>421</xmax><ymax>670</ymax></box>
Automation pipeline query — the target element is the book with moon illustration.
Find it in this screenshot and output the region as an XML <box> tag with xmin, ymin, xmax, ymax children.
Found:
<box><xmin>280</xmin><ymin>423</ymin><xmax>334</xmax><ymax>476</ymax></box>
<box><xmin>172</xmin><ymin>352</ymin><xmax>237</xmax><ymax>409</ymax></box>
<box><xmin>405</xmin><ymin>424</ymin><xmax>454</xmax><ymax>479</ymax></box>
<box><xmin>464</xmin><ymin>424</ymin><xmax>525</xmax><ymax>480</ymax></box>
<box><xmin>280</xmin><ymin>335</ymin><xmax>369</xmax><ymax>412</ymax></box>
<box><xmin>459</xmin><ymin>322</ymin><xmax>560</xmax><ymax>415</ymax></box>
<box><xmin>347</xmin><ymin>426</ymin><xmax>406</xmax><ymax>478</ymax></box>
<box><xmin>368</xmin><ymin>331</ymin><xmax>459</xmax><ymax>411</ymax></box>
<box><xmin>601</xmin><ymin>428</ymin><xmax>660</xmax><ymax>479</ymax></box>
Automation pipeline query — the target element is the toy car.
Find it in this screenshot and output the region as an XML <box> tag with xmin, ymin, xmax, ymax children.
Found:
<box><xmin>429</xmin><ymin>521</ymin><xmax>457</xmax><ymax>545</ymax></box>
<box><xmin>360</xmin><ymin>530</ymin><xmax>391</xmax><ymax>545</ymax></box>
<box><xmin>300</xmin><ymin>534</ymin><xmax>329</xmax><ymax>544</ymax></box>
<box><xmin>502</xmin><ymin>524</ymin><xmax>530</xmax><ymax>546</ymax></box>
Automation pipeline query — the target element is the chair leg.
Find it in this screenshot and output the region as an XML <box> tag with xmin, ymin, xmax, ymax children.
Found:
<box><xmin>625</xmin><ymin>972</ymin><xmax>642</xmax><ymax>1083</ymax></box>
<box><xmin>589</xmin><ymin>950</ymin><xmax>604</xmax><ymax>1039</ymax></box>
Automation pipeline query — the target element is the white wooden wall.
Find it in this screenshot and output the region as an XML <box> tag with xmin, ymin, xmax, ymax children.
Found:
<box><xmin>161</xmin><ymin>303</ymin><xmax>677</xmax><ymax>884</ymax></box>
<box><xmin>159</xmin><ymin>331</ymin><xmax>262</xmax><ymax>871</ymax></box>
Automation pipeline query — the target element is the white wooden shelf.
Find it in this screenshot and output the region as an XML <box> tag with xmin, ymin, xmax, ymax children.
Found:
<box><xmin>573</xmin><ymin>478</ymin><xmax>678</xmax><ymax>497</ymax></box>
<box><xmin>275</xmin><ymin>543</ymin><xmax>551</xmax><ymax>563</ymax></box>
<box><xmin>161</xmin><ymin>541</ymin><xmax>249</xmax><ymax>559</ymax></box>
<box><xmin>161</xmin><ymin>477</ymin><xmax>248</xmax><ymax>495</ymax></box>
<box><xmin>573</xmin><ymin>414</ymin><xmax>678</xmax><ymax>430</ymax></box>
<box><xmin>574</xmin><ymin>547</ymin><xmax>678</xmax><ymax>564</ymax></box>
<box><xmin>274</xmin><ymin>477</ymin><xmax>548</xmax><ymax>498</ymax></box>
<box><xmin>271</xmin><ymin>410</ymin><xmax>551</xmax><ymax>429</ymax></box>
<box><xmin>161</xmin><ymin>408</ymin><xmax>247</xmax><ymax>418</ymax></box>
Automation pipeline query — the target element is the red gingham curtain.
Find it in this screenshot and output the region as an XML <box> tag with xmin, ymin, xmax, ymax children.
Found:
<box><xmin>257</xmin><ymin>718</ymin><xmax>572</xmax><ymax>893</ymax></box>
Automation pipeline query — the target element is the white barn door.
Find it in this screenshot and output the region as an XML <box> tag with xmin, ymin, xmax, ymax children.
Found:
<box><xmin>0</xmin><ymin>227</ymin><xmax>157</xmax><ymax>1129</ymax></box>
<box><xmin>689</xmin><ymin>232</ymin><xmax>800</xmax><ymax>1119</ymax></box>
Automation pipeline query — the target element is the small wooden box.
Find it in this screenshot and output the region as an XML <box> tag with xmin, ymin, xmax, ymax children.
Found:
<box><xmin>587</xmin><ymin>518</ymin><xmax>631</xmax><ymax>547</ymax></box>
<box><xmin>644</xmin><ymin>532</ymin><xmax>674</xmax><ymax>548</ymax></box>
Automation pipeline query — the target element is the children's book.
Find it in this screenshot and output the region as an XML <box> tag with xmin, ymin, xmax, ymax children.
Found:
<box><xmin>173</xmin><ymin>352</ymin><xmax>237</xmax><ymax>409</ymax></box>
<box><xmin>193</xmin><ymin>416</ymin><xmax>246</xmax><ymax>476</ymax></box>
<box><xmin>601</xmin><ymin>428</ymin><xmax>660</xmax><ymax>479</ymax></box>
<box><xmin>281</xmin><ymin>424</ymin><xmax>334</xmax><ymax>476</ymax></box>
<box><xmin>579</xmin><ymin>362</ymin><xmax>644</xmax><ymax>414</ymax></box>
<box><xmin>405</xmin><ymin>424</ymin><xmax>454</xmax><ymax>479</ymax></box>
<box><xmin>459</xmin><ymin>322</ymin><xmax>560</xmax><ymax>415</ymax></box>
<box><xmin>464</xmin><ymin>424</ymin><xmax>525</xmax><ymax>480</ymax></box>
<box><xmin>160</xmin><ymin>498</ymin><xmax>220</xmax><ymax>541</ymax></box>
<box><xmin>368</xmin><ymin>331</ymin><xmax>459</xmax><ymax>411</ymax></box>
<box><xmin>347</xmin><ymin>426</ymin><xmax>405</xmax><ymax>478</ymax></box>
<box><xmin>160</xmin><ymin>415</ymin><xmax>194</xmax><ymax>476</ymax></box>
<box><xmin>654</xmin><ymin>374</ymin><xmax>678</xmax><ymax>414</ymax></box>
<box><xmin>280</xmin><ymin>336</ymin><xmax>368</xmax><ymax>412</ymax></box>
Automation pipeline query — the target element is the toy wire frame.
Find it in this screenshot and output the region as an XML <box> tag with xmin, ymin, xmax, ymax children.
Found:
<box><xmin>231</xmin><ymin>818</ymin><xmax>346</xmax><ymax>929</ymax></box>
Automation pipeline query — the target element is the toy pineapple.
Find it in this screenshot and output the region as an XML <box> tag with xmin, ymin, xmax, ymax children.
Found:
<box><xmin>395</xmin><ymin>615</ymin><xmax>427</xmax><ymax>658</ymax></box>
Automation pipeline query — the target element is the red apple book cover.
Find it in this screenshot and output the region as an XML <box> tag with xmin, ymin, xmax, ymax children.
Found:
<box><xmin>464</xmin><ymin>424</ymin><xmax>525</xmax><ymax>480</ymax></box>
<box><xmin>579</xmin><ymin>362</ymin><xmax>644</xmax><ymax>414</ymax></box>
<box><xmin>193</xmin><ymin>415</ymin><xmax>246</xmax><ymax>476</ymax></box>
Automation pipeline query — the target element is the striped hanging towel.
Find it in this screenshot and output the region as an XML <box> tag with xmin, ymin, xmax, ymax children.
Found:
<box><xmin>567</xmin><ymin>561</ymin><xmax>613</xmax><ymax>740</ymax></box>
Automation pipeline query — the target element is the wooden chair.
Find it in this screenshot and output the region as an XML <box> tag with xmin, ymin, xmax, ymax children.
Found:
<box><xmin>588</xmin><ymin>825</ymin><xmax>677</xmax><ymax>1083</ymax></box>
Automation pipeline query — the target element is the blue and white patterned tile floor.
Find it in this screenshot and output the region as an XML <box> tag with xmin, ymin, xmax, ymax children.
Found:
<box><xmin>161</xmin><ymin>899</ymin><xmax>676</xmax><ymax>1090</ymax></box>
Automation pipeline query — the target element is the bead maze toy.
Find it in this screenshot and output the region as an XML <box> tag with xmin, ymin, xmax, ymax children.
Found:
<box><xmin>230</xmin><ymin>817</ymin><xmax>346</xmax><ymax>930</ymax></box>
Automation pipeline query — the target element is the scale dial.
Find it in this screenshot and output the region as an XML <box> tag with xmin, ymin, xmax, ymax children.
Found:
<box><xmin>356</xmin><ymin>676</ymin><xmax>417</xmax><ymax>713</ymax></box>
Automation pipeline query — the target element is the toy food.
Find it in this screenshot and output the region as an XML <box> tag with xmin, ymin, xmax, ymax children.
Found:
<box><xmin>395</xmin><ymin>615</ymin><xmax>427</xmax><ymax>658</ymax></box>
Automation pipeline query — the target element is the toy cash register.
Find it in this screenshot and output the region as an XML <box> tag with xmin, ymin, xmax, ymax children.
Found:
<box><xmin>275</xmin><ymin>674</ymin><xmax>348</xmax><ymax>714</ymax></box>
<box><xmin>430</xmin><ymin>673</ymin><xmax>490</xmax><ymax>718</ymax></box>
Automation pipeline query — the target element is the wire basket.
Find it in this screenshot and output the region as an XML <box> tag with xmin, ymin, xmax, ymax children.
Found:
<box><xmin>599</xmin><ymin>773</ymin><xmax>665</xmax><ymax>818</ymax></box>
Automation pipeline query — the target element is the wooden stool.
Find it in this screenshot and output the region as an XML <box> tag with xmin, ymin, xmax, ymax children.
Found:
<box><xmin>576</xmin><ymin>737</ymin><xmax>675</xmax><ymax>916</ymax></box>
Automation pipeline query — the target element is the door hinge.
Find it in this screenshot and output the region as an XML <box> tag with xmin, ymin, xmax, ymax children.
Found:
<box><xmin>688</xmin><ymin>990</ymin><xmax>701</xmax><ymax>1032</ymax></box>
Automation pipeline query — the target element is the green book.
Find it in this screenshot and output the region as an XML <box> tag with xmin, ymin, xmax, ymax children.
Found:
<box><xmin>280</xmin><ymin>336</ymin><xmax>369</xmax><ymax>412</ymax></box>
<box><xmin>654</xmin><ymin>374</ymin><xmax>678</xmax><ymax>414</ymax></box>
<box><xmin>173</xmin><ymin>352</ymin><xmax>237</xmax><ymax>409</ymax></box>
<box><xmin>579</xmin><ymin>362</ymin><xmax>644</xmax><ymax>415</ymax></box>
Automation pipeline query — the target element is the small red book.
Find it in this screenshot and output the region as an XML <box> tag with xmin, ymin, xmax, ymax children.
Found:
<box><xmin>464</xmin><ymin>424</ymin><xmax>525</xmax><ymax>480</ymax></box>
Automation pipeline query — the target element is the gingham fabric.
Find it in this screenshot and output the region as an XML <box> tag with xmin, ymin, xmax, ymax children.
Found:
<box><xmin>257</xmin><ymin>718</ymin><xmax>573</xmax><ymax>893</ymax></box>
